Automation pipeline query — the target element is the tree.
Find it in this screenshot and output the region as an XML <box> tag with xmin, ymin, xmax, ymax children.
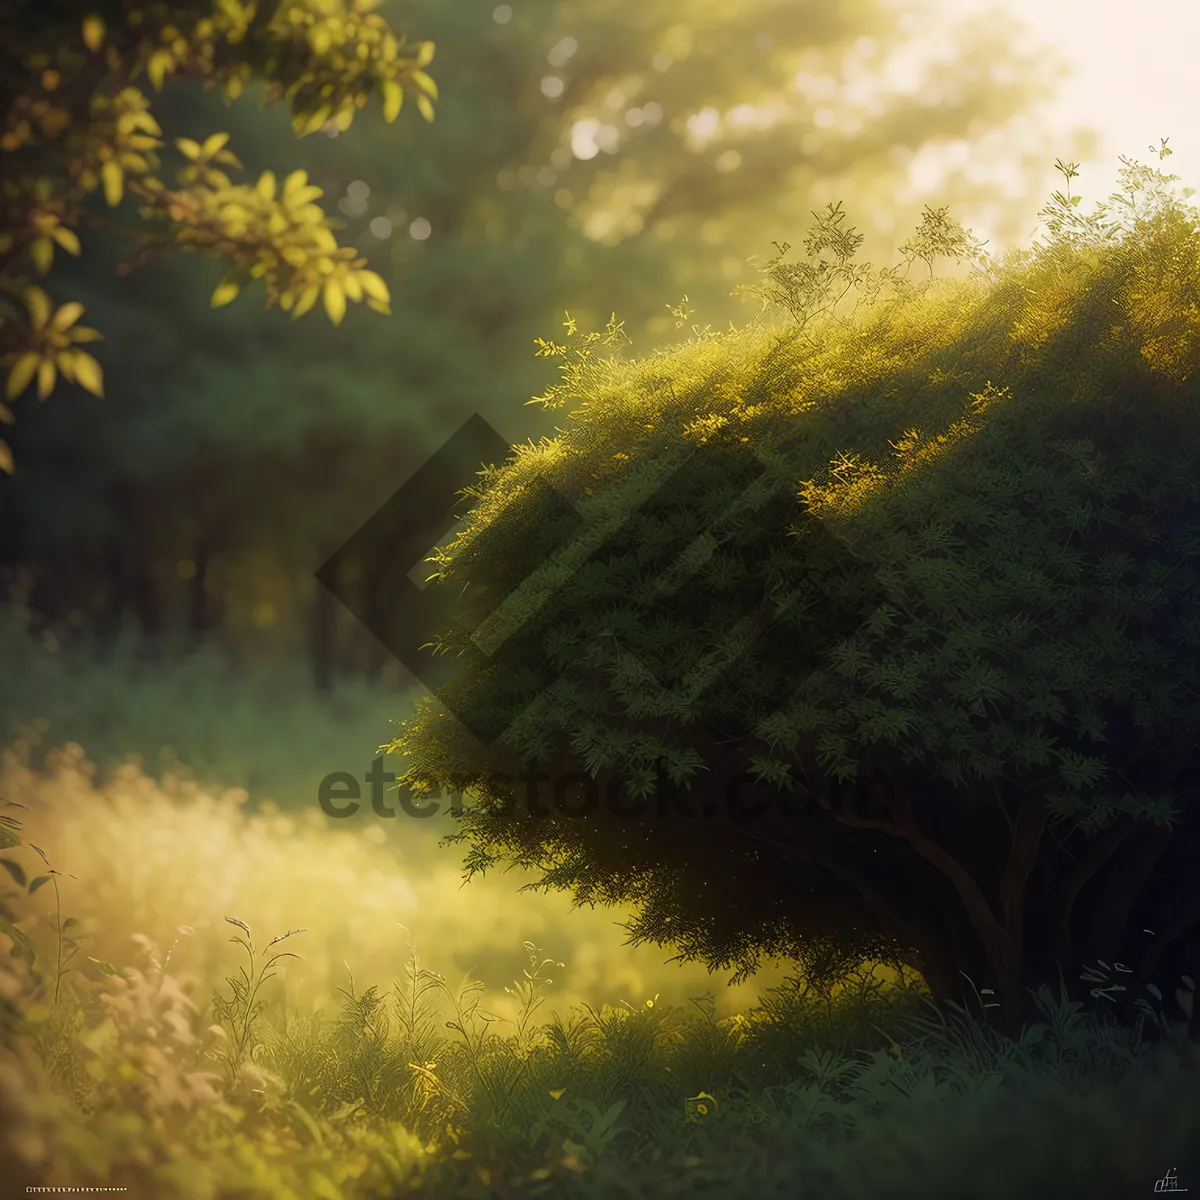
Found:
<box><xmin>0</xmin><ymin>0</ymin><xmax>443</xmax><ymax>471</ymax></box>
<box><xmin>389</xmin><ymin>144</ymin><xmax>1200</xmax><ymax>1038</ymax></box>
<box><xmin>0</xmin><ymin>0</ymin><xmax>1102</xmax><ymax>688</ymax></box>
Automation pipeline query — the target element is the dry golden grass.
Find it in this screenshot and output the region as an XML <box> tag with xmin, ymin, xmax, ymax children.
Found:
<box><xmin>0</xmin><ymin>737</ymin><xmax>793</xmax><ymax>1031</ymax></box>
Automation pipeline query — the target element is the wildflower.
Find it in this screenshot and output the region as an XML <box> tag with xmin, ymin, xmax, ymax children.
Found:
<box><xmin>684</xmin><ymin>1091</ymin><xmax>718</xmax><ymax>1123</ymax></box>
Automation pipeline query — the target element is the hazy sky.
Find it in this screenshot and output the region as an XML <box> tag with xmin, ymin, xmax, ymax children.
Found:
<box><xmin>909</xmin><ymin>0</ymin><xmax>1199</xmax><ymax>257</ymax></box>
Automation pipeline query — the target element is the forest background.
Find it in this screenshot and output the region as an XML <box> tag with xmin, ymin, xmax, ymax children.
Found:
<box><xmin>0</xmin><ymin>0</ymin><xmax>1115</xmax><ymax>1013</ymax></box>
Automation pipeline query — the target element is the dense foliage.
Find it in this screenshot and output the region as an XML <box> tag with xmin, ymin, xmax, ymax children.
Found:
<box><xmin>391</xmin><ymin>144</ymin><xmax>1200</xmax><ymax>1034</ymax></box>
<box><xmin>0</xmin><ymin>0</ymin><xmax>1098</xmax><ymax>691</ymax></box>
<box><xmin>0</xmin><ymin>0</ymin><xmax>442</xmax><ymax>470</ymax></box>
<box><xmin>0</xmin><ymin>752</ymin><xmax>1197</xmax><ymax>1195</ymax></box>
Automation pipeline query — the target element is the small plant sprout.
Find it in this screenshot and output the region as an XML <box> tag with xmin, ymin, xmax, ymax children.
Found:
<box><xmin>211</xmin><ymin>918</ymin><xmax>307</xmax><ymax>1079</ymax></box>
<box><xmin>28</xmin><ymin>842</ymin><xmax>80</xmax><ymax>1008</ymax></box>
<box><xmin>502</xmin><ymin>941</ymin><xmax>564</xmax><ymax>1051</ymax></box>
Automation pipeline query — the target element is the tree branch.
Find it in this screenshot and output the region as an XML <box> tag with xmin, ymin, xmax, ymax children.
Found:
<box><xmin>826</xmin><ymin>770</ymin><xmax>1014</xmax><ymax>979</ymax></box>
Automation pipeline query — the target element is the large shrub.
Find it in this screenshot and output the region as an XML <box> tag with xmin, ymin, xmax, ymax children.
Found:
<box><xmin>390</xmin><ymin>143</ymin><xmax>1200</xmax><ymax>1036</ymax></box>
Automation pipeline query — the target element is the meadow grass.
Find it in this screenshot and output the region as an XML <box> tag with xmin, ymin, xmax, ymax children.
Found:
<box><xmin>1</xmin><ymin>617</ymin><xmax>1198</xmax><ymax>1198</ymax></box>
<box><xmin>0</xmin><ymin>739</ymin><xmax>1197</xmax><ymax>1199</ymax></box>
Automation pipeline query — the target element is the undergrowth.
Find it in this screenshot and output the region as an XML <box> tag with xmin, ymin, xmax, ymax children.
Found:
<box><xmin>0</xmin><ymin>767</ymin><xmax>1197</xmax><ymax>1200</ymax></box>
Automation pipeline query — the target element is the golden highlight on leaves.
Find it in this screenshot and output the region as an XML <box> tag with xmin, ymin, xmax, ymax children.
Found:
<box><xmin>381</xmin><ymin>79</ymin><xmax>403</xmax><ymax>123</ymax></box>
<box><xmin>210</xmin><ymin>279</ymin><xmax>241</xmax><ymax>308</ymax></box>
<box><xmin>81</xmin><ymin>15</ymin><xmax>106</xmax><ymax>52</ymax></box>
<box><xmin>100</xmin><ymin>160</ymin><xmax>124</xmax><ymax>206</ymax></box>
<box><xmin>323</xmin><ymin>279</ymin><xmax>347</xmax><ymax>325</ymax></box>
<box><xmin>1</xmin><ymin>0</ymin><xmax>441</xmax><ymax>467</ymax></box>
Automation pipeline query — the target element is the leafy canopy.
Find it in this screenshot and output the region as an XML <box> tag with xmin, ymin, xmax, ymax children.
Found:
<box><xmin>387</xmin><ymin>140</ymin><xmax>1200</xmax><ymax>978</ymax></box>
<box><xmin>0</xmin><ymin>0</ymin><xmax>442</xmax><ymax>470</ymax></box>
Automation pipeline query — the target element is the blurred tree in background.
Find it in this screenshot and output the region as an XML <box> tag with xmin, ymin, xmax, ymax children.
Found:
<box><xmin>0</xmin><ymin>0</ymin><xmax>1102</xmax><ymax>694</ymax></box>
<box><xmin>0</xmin><ymin>0</ymin><xmax>444</xmax><ymax>471</ymax></box>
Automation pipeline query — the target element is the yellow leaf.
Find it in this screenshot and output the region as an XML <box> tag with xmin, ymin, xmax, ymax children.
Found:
<box><xmin>381</xmin><ymin>80</ymin><xmax>403</xmax><ymax>124</ymax></box>
<box><xmin>6</xmin><ymin>353</ymin><xmax>39</xmax><ymax>400</ymax></box>
<box><xmin>36</xmin><ymin>358</ymin><xmax>56</xmax><ymax>400</ymax></box>
<box><xmin>147</xmin><ymin>50</ymin><xmax>172</xmax><ymax>90</ymax></box>
<box><xmin>226</xmin><ymin>76</ymin><xmax>244</xmax><ymax>102</ymax></box>
<box><xmin>101</xmin><ymin>160</ymin><xmax>123</xmax><ymax>206</ymax></box>
<box><xmin>0</xmin><ymin>440</ymin><xmax>12</xmax><ymax>474</ymax></box>
<box><xmin>82</xmin><ymin>15</ymin><xmax>106</xmax><ymax>53</ymax></box>
<box><xmin>131</xmin><ymin>110</ymin><xmax>162</xmax><ymax>136</ymax></box>
<box><xmin>70</xmin><ymin>326</ymin><xmax>103</xmax><ymax>344</ymax></box>
<box><xmin>50</xmin><ymin>302</ymin><xmax>85</xmax><ymax>332</ymax></box>
<box><xmin>342</xmin><ymin>272</ymin><xmax>362</xmax><ymax>302</ymax></box>
<box><xmin>323</xmin><ymin>279</ymin><xmax>346</xmax><ymax>325</ymax></box>
<box><xmin>411</xmin><ymin>70</ymin><xmax>438</xmax><ymax>100</ymax></box>
<box><xmin>292</xmin><ymin>285</ymin><xmax>320</xmax><ymax>318</ymax></box>
<box><xmin>365</xmin><ymin>297</ymin><xmax>391</xmax><ymax>316</ymax></box>
<box><xmin>72</xmin><ymin>352</ymin><xmax>104</xmax><ymax>397</ymax></box>
<box><xmin>210</xmin><ymin>279</ymin><xmax>240</xmax><ymax>308</ymax></box>
<box><xmin>0</xmin><ymin>401</ymin><xmax>14</xmax><ymax>423</ymax></box>
<box><xmin>282</xmin><ymin>169</ymin><xmax>309</xmax><ymax>202</ymax></box>
<box><xmin>416</xmin><ymin>40</ymin><xmax>435</xmax><ymax>67</ymax></box>
<box><xmin>56</xmin><ymin>350</ymin><xmax>78</xmax><ymax>384</ymax></box>
<box><xmin>416</xmin><ymin>94</ymin><xmax>435</xmax><ymax>123</ymax></box>
<box><xmin>310</xmin><ymin>25</ymin><xmax>331</xmax><ymax>55</ymax></box>
<box><xmin>301</xmin><ymin>107</ymin><xmax>331</xmax><ymax>136</ymax></box>
<box><xmin>356</xmin><ymin>270</ymin><xmax>390</xmax><ymax>304</ymax></box>
<box><xmin>52</xmin><ymin>227</ymin><xmax>81</xmax><ymax>256</ymax></box>
<box><xmin>23</xmin><ymin>287</ymin><xmax>51</xmax><ymax>331</ymax></box>
<box><xmin>201</xmin><ymin>132</ymin><xmax>230</xmax><ymax>157</ymax></box>
<box><xmin>176</xmin><ymin>137</ymin><xmax>202</xmax><ymax>160</ymax></box>
<box><xmin>256</xmin><ymin>171</ymin><xmax>277</xmax><ymax>202</ymax></box>
<box><xmin>31</xmin><ymin>237</ymin><xmax>53</xmax><ymax>274</ymax></box>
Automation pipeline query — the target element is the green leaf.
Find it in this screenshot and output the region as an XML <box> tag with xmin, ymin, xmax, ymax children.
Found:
<box><xmin>0</xmin><ymin>858</ymin><xmax>26</xmax><ymax>886</ymax></box>
<box><xmin>87</xmin><ymin>957</ymin><xmax>124</xmax><ymax>977</ymax></box>
<box><xmin>0</xmin><ymin>917</ymin><xmax>36</xmax><ymax>965</ymax></box>
<box><xmin>28</xmin><ymin>875</ymin><xmax>50</xmax><ymax>894</ymax></box>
